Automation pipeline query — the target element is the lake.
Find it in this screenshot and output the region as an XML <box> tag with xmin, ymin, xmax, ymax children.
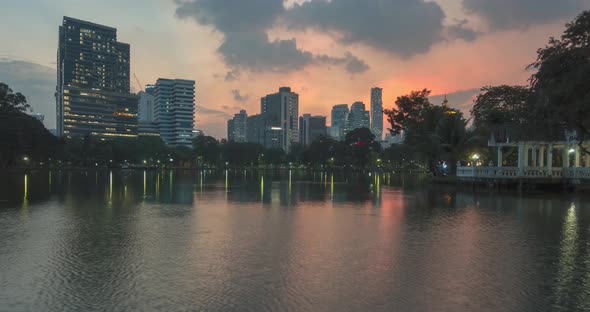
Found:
<box><xmin>1</xmin><ymin>170</ymin><xmax>589</xmax><ymax>311</ymax></box>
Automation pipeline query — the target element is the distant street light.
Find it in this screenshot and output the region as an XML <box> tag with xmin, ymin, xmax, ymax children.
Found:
<box><xmin>471</xmin><ymin>154</ymin><xmax>480</xmax><ymax>160</ymax></box>
<box><xmin>23</xmin><ymin>156</ymin><xmax>29</xmax><ymax>161</ymax></box>
<box><xmin>169</xmin><ymin>158</ymin><xmax>174</xmax><ymax>162</ymax></box>
<box><xmin>143</xmin><ymin>160</ymin><xmax>147</xmax><ymax>164</ymax></box>
<box><xmin>569</xmin><ymin>148</ymin><xmax>576</xmax><ymax>154</ymax></box>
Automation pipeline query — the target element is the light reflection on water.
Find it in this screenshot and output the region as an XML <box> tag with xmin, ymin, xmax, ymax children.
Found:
<box><xmin>0</xmin><ymin>170</ymin><xmax>590</xmax><ymax>311</ymax></box>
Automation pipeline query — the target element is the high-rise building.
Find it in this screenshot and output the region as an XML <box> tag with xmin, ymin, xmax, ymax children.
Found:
<box><xmin>246</xmin><ymin>114</ymin><xmax>282</xmax><ymax>149</ymax></box>
<box><xmin>153</xmin><ymin>78</ymin><xmax>195</xmax><ymax>147</ymax></box>
<box><xmin>371</xmin><ymin>87</ymin><xmax>383</xmax><ymax>140</ymax></box>
<box><xmin>348</xmin><ymin>102</ymin><xmax>370</xmax><ymax>131</ymax></box>
<box><xmin>137</xmin><ymin>85</ymin><xmax>159</xmax><ymax>137</ymax></box>
<box><xmin>227</xmin><ymin>119</ymin><xmax>235</xmax><ymax>142</ymax></box>
<box><xmin>299</xmin><ymin>114</ymin><xmax>327</xmax><ymax>146</ymax></box>
<box><xmin>331</xmin><ymin>104</ymin><xmax>349</xmax><ymax>140</ymax></box>
<box><xmin>138</xmin><ymin>85</ymin><xmax>155</xmax><ymax>122</ymax></box>
<box><xmin>260</xmin><ymin>87</ymin><xmax>299</xmax><ymax>151</ymax></box>
<box><xmin>327</xmin><ymin>126</ymin><xmax>340</xmax><ymax>140</ymax></box>
<box><xmin>56</xmin><ymin>17</ymin><xmax>137</xmax><ymax>138</ymax></box>
<box><xmin>227</xmin><ymin>109</ymin><xmax>248</xmax><ymax>142</ymax></box>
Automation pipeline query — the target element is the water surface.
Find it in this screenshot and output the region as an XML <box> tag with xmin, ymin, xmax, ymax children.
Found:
<box><xmin>0</xmin><ymin>170</ymin><xmax>589</xmax><ymax>311</ymax></box>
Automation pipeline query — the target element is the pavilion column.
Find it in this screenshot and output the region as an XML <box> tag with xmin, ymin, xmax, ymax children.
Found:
<box><xmin>563</xmin><ymin>145</ymin><xmax>570</xmax><ymax>168</ymax></box>
<box><xmin>531</xmin><ymin>145</ymin><xmax>537</xmax><ymax>167</ymax></box>
<box><xmin>497</xmin><ymin>146</ymin><xmax>503</xmax><ymax>168</ymax></box>
<box><xmin>585</xmin><ymin>146</ymin><xmax>590</xmax><ymax>167</ymax></box>
<box><xmin>575</xmin><ymin>145</ymin><xmax>581</xmax><ymax>167</ymax></box>
<box><xmin>539</xmin><ymin>146</ymin><xmax>545</xmax><ymax>167</ymax></box>
<box><xmin>547</xmin><ymin>144</ymin><xmax>553</xmax><ymax>175</ymax></box>
<box><xmin>518</xmin><ymin>143</ymin><xmax>525</xmax><ymax>176</ymax></box>
<box><xmin>523</xmin><ymin>144</ymin><xmax>529</xmax><ymax>168</ymax></box>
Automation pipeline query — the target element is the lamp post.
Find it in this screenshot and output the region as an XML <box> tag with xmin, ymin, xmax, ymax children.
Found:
<box><xmin>471</xmin><ymin>153</ymin><xmax>480</xmax><ymax>166</ymax></box>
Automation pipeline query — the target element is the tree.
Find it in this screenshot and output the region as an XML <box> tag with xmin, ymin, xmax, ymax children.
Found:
<box><xmin>345</xmin><ymin>127</ymin><xmax>380</xmax><ymax>168</ymax></box>
<box><xmin>0</xmin><ymin>112</ymin><xmax>57</xmax><ymax>168</ymax></box>
<box><xmin>528</xmin><ymin>10</ymin><xmax>590</xmax><ymax>152</ymax></box>
<box><xmin>384</xmin><ymin>89</ymin><xmax>432</xmax><ymax>135</ymax></box>
<box><xmin>192</xmin><ymin>135</ymin><xmax>219</xmax><ymax>166</ymax></box>
<box><xmin>287</xmin><ymin>142</ymin><xmax>305</xmax><ymax>164</ymax></box>
<box><xmin>303</xmin><ymin>136</ymin><xmax>336</xmax><ymax>166</ymax></box>
<box><xmin>471</xmin><ymin>85</ymin><xmax>531</xmax><ymax>130</ymax></box>
<box><xmin>0</xmin><ymin>82</ymin><xmax>30</xmax><ymax>113</ymax></box>
<box><xmin>263</xmin><ymin>148</ymin><xmax>286</xmax><ymax>165</ymax></box>
<box><xmin>436</xmin><ymin>110</ymin><xmax>480</xmax><ymax>174</ymax></box>
<box><xmin>222</xmin><ymin>142</ymin><xmax>264</xmax><ymax>166</ymax></box>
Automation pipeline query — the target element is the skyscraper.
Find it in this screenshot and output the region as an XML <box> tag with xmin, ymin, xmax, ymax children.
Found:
<box><xmin>228</xmin><ymin>109</ymin><xmax>248</xmax><ymax>143</ymax></box>
<box><xmin>299</xmin><ymin>114</ymin><xmax>327</xmax><ymax>146</ymax></box>
<box><xmin>138</xmin><ymin>86</ymin><xmax>155</xmax><ymax>122</ymax></box>
<box><xmin>227</xmin><ymin>119</ymin><xmax>235</xmax><ymax>142</ymax></box>
<box><xmin>138</xmin><ymin>85</ymin><xmax>159</xmax><ymax>137</ymax></box>
<box><xmin>371</xmin><ymin>87</ymin><xmax>383</xmax><ymax>140</ymax></box>
<box><xmin>260</xmin><ymin>87</ymin><xmax>299</xmax><ymax>151</ymax></box>
<box><xmin>56</xmin><ymin>17</ymin><xmax>137</xmax><ymax>138</ymax></box>
<box><xmin>331</xmin><ymin>104</ymin><xmax>349</xmax><ymax>140</ymax></box>
<box><xmin>153</xmin><ymin>78</ymin><xmax>195</xmax><ymax>147</ymax></box>
<box><xmin>348</xmin><ymin>102</ymin><xmax>370</xmax><ymax>131</ymax></box>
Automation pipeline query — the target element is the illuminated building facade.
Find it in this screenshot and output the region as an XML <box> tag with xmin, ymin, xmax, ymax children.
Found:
<box><xmin>56</xmin><ymin>16</ymin><xmax>137</xmax><ymax>138</ymax></box>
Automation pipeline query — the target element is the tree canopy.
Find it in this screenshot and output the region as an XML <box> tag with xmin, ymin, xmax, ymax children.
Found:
<box><xmin>384</xmin><ymin>89</ymin><xmax>432</xmax><ymax>136</ymax></box>
<box><xmin>528</xmin><ymin>10</ymin><xmax>590</xmax><ymax>144</ymax></box>
<box><xmin>0</xmin><ymin>82</ymin><xmax>30</xmax><ymax>113</ymax></box>
<box><xmin>471</xmin><ymin>85</ymin><xmax>531</xmax><ymax>130</ymax></box>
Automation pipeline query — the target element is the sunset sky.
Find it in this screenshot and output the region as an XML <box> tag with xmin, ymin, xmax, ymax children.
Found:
<box><xmin>1</xmin><ymin>0</ymin><xmax>588</xmax><ymax>138</ymax></box>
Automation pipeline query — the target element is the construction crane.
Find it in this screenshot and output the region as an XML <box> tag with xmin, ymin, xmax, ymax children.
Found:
<box><xmin>133</xmin><ymin>73</ymin><xmax>143</xmax><ymax>92</ymax></box>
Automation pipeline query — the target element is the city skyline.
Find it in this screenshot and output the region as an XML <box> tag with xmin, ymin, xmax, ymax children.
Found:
<box><xmin>1</xmin><ymin>0</ymin><xmax>589</xmax><ymax>138</ymax></box>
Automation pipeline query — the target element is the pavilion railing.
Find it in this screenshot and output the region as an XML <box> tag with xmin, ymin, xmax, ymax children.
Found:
<box><xmin>457</xmin><ymin>166</ymin><xmax>590</xmax><ymax>179</ymax></box>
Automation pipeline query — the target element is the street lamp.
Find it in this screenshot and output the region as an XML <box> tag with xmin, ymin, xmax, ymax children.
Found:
<box><xmin>23</xmin><ymin>156</ymin><xmax>29</xmax><ymax>161</ymax></box>
<box><xmin>569</xmin><ymin>148</ymin><xmax>575</xmax><ymax>154</ymax></box>
<box><xmin>143</xmin><ymin>160</ymin><xmax>147</xmax><ymax>164</ymax></box>
<box><xmin>471</xmin><ymin>153</ymin><xmax>480</xmax><ymax>160</ymax></box>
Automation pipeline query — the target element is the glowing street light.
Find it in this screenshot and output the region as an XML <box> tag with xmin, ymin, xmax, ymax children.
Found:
<box><xmin>569</xmin><ymin>148</ymin><xmax>576</xmax><ymax>154</ymax></box>
<box><xmin>471</xmin><ymin>153</ymin><xmax>480</xmax><ymax>160</ymax></box>
<box><xmin>23</xmin><ymin>156</ymin><xmax>29</xmax><ymax>161</ymax></box>
<box><xmin>143</xmin><ymin>160</ymin><xmax>147</xmax><ymax>164</ymax></box>
<box><xmin>169</xmin><ymin>158</ymin><xmax>174</xmax><ymax>162</ymax></box>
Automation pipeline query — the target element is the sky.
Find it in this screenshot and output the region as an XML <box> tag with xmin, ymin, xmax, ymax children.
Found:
<box><xmin>0</xmin><ymin>0</ymin><xmax>589</xmax><ymax>139</ymax></box>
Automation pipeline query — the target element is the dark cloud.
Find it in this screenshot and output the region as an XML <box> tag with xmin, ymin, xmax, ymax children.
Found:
<box><xmin>0</xmin><ymin>59</ymin><xmax>56</xmax><ymax>128</ymax></box>
<box><xmin>231</xmin><ymin>89</ymin><xmax>250</xmax><ymax>102</ymax></box>
<box><xmin>447</xmin><ymin>19</ymin><xmax>478</xmax><ymax>42</ymax></box>
<box><xmin>224</xmin><ymin>70</ymin><xmax>240</xmax><ymax>81</ymax></box>
<box><xmin>175</xmin><ymin>0</ymin><xmax>284</xmax><ymax>32</ymax></box>
<box><xmin>219</xmin><ymin>31</ymin><xmax>314</xmax><ymax>73</ymax></box>
<box><xmin>195</xmin><ymin>104</ymin><xmax>232</xmax><ymax>119</ymax></box>
<box><xmin>462</xmin><ymin>0</ymin><xmax>589</xmax><ymax>30</ymax></box>
<box><xmin>222</xmin><ymin>105</ymin><xmax>242</xmax><ymax>110</ymax></box>
<box><xmin>175</xmin><ymin>0</ymin><xmax>370</xmax><ymax>74</ymax></box>
<box><xmin>316</xmin><ymin>52</ymin><xmax>370</xmax><ymax>73</ymax></box>
<box><xmin>284</xmin><ymin>0</ymin><xmax>452</xmax><ymax>58</ymax></box>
